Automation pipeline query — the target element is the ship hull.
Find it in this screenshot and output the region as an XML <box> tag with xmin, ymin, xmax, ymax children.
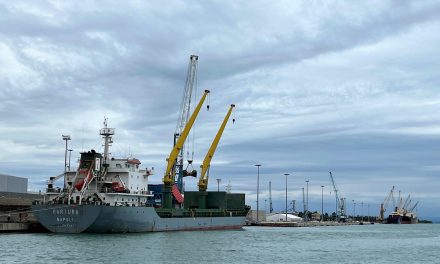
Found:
<box><xmin>32</xmin><ymin>204</ymin><xmax>245</xmax><ymax>233</ymax></box>
<box><xmin>386</xmin><ymin>213</ymin><xmax>418</xmax><ymax>224</ymax></box>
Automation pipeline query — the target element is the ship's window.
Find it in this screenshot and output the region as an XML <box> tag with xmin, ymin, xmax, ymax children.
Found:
<box><xmin>122</xmin><ymin>198</ymin><xmax>124</xmax><ymax>201</ymax></box>
<box><xmin>136</xmin><ymin>165</ymin><xmax>139</xmax><ymax>169</ymax></box>
<box><xmin>116</xmin><ymin>164</ymin><xmax>122</xmax><ymax>168</ymax></box>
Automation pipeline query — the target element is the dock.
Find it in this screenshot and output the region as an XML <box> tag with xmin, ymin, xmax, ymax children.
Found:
<box><xmin>0</xmin><ymin>191</ymin><xmax>47</xmax><ymax>232</ymax></box>
<box><xmin>254</xmin><ymin>221</ymin><xmax>366</xmax><ymax>227</ymax></box>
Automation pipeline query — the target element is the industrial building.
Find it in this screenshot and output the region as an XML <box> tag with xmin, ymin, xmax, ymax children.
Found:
<box><xmin>0</xmin><ymin>173</ymin><xmax>28</xmax><ymax>193</ymax></box>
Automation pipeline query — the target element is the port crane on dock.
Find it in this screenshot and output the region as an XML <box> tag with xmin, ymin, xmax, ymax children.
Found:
<box><xmin>379</xmin><ymin>186</ymin><xmax>395</xmax><ymax>221</ymax></box>
<box><xmin>175</xmin><ymin>55</ymin><xmax>199</xmax><ymax>192</ymax></box>
<box><xmin>162</xmin><ymin>90</ymin><xmax>210</xmax><ymax>209</ymax></box>
<box><xmin>329</xmin><ymin>171</ymin><xmax>346</xmax><ymax>221</ymax></box>
<box><xmin>197</xmin><ymin>104</ymin><xmax>235</xmax><ymax>208</ymax></box>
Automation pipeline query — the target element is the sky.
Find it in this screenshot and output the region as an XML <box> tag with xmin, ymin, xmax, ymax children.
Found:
<box><xmin>1</xmin><ymin>0</ymin><xmax>440</xmax><ymax>219</ymax></box>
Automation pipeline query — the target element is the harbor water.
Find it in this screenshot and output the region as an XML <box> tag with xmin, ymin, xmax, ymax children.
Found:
<box><xmin>1</xmin><ymin>224</ymin><xmax>439</xmax><ymax>263</ymax></box>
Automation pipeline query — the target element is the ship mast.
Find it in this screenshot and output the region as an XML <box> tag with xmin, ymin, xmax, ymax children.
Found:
<box><xmin>100</xmin><ymin>117</ymin><xmax>115</xmax><ymax>167</ymax></box>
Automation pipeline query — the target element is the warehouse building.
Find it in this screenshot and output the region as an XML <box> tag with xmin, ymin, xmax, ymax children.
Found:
<box><xmin>0</xmin><ymin>173</ymin><xmax>28</xmax><ymax>193</ymax></box>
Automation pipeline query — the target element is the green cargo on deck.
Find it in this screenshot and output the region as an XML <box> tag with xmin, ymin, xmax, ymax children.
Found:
<box><xmin>184</xmin><ymin>191</ymin><xmax>245</xmax><ymax>211</ymax></box>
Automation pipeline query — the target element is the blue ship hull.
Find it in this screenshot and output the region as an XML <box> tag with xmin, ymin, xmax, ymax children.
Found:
<box><xmin>32</xmin><ymin>204</ymin><xmax>245</xmax><ymax>233</ymax></box>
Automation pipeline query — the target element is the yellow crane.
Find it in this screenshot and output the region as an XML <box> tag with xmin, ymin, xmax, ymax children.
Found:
<box><xmin>162</xmin><ymin>89</ymin><xmax>210</xmax><ymax>209</ymax></box>
<box><xmin>198</xmin><ymin>104</ymin><xmax>235</xmax><ymax>209</ymax></box>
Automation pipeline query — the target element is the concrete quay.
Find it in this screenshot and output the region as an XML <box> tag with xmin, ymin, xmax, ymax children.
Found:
<box><xmin>253</xmin><ymin>221</ymin><xmax>372</xmax><ymax>227</ymax></box>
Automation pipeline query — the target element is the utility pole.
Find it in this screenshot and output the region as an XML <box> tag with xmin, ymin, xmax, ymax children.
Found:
<box><xmin>305</xmin><ymin>180</ymin><xmax>309</xmax><ymax>222</ymax></box>
<box><xmin>284</xmin><ymin>173</ymin><xmax>290</xmax><ymax>221</ymax></box>
<box><xmin>269</xmin><ymin>181</ymin><xmax>273</xmax><ymax>213</ymax></box>
<box><xmin>352</xmin><ymin>200</ymin><xmax>356</xmax><ymax>221</ymax></box>
<box><xmin>367</xmin><ymin>204</ymin><xmax>370</xmax><ymax>222</ymax></box>
<box><xmin>302</xmin><ymin>187</ymin><xmax>306</xmax><ymax>220</ymax></box>
<box><xmin>361</xmin><ymin>202</ymin><xmax>364</xmax><ymax>222</ymax></box>
<box><xmin>255</xmin><ymin>164</ymin><xmax>261</xmax><ymax>223</ymax></box>
<box><xmin>321</xmin><ymin>185</ymin><xmax>324</xmax><ymax>222</ymax></box>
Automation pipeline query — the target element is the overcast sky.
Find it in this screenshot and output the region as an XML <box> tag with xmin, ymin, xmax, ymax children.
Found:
<box><xmin>1</xmin><ymin>1</ymin><xmax>440</xmax><ymax>219</ymax></box>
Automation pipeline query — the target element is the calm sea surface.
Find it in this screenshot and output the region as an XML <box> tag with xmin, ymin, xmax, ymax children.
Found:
<box><xmin>1</xmin><ymin>224</ymin><xmax>440</xmax><ymax>263</ymax></box>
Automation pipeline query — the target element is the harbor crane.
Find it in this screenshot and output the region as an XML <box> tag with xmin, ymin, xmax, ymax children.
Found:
<box><xmin>197</xmin><ymin>104</ymin><xmax>235</xmax><ymax>208</ymax></box>
<box><xmin>379</xmin><ymin>186</ymin><xmax>395</xmax><ymax>221</ymax></box>
<box><xmin>198</xmin><ymin>104</ymin><xmax>235</xmax><ymax>192</ymax></box>
<box><xmin>162</xmin><ymin>90</ymin><xmax>210</xmax><ymax>209</ymax></box>
<box><xmin>408</xmin><ymin>201</ymin><xmax>419</xmax><ymax>212</ymax></box>
<box><xmin>175</xmin><ymin>55</ymin><xmax>199</xmax><ymax>192</ymax></box>
<box><xmin>329</xmin><ymin>171</ymin><xmax>346</xmax><ymax>221</ymax></box>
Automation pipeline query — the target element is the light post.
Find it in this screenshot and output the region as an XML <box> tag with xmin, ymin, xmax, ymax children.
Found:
<box><xmin>255</xmin><ymin>164</ymin><xmax>261</xmax><ymax>223</ymax></box>
<box><xmin>305</xmin><ymin>180</ymin><xmax>309</xmax><ymax>222</ymax></box>
<box><xmin>284</xmin><ymin>173</ymin><xmax>290</xmax><ymax>222</ymax></box>
<box><xmin>352</xmin><ymin>200</ymin><xmax>356</xmax><ymax>222</ymax></box>
<box><xmin>367</xmin><ymin>204</ymin><xmax>370</xmax><ymax>222</ymax></box>
<box><xmin>361</xmin><ymin>202</ymin><xmax>364</xmax><ymax>222</ymax></box>
<box><xmin>321</xmin><ymin>185</ymin><xmax>324</xmax><ymax>222</ymax></box>
<box><xmin>68</xmin><ymin>149</ymin><xmax>73</xmax><ymax>171</ymax></box>
<box><xmin>216</xmin><ymin>178</ymin><xmax>221</xmax><ymax>192</ymax></box>
<box><xmin>264</xmin><ymin>199</ymin><xmax>267</xmax><ymax>213</ymax></box>
<box><xmin>62</xmin><ymin>135</ymin><xmax>71</xmax><ymax>173</ymax></box>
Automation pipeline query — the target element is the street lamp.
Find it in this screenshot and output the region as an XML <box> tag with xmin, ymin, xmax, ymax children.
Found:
<box><xmin>216</xmin><ymin>178</ymin><xmax>221</xmax><ymax>192</ymax></box>
<box><xmin>321</xmin><ymin>185</ymin><xmax>324</xmax><ymax>222</ymax></box>
<box><xmin>62</xmin><ymin>135</ymin><xmax>71</xmax><ymax>173</ymax></box>
<box><xmin>284</xmin><ymin>173</ymin><xmax>290</xmax><ymax>222</ymax></box>
<box><xmin>352</xmin><ymin>200</ymin><xmax>356</xmax><ymax>222</ymax></box>
<box><xmin>68</xmin><ymin>149</ymin><xmax>73</xmax><ymax>171</ymax></box>
<box><xmin>367</xmin><ymin>204</ymin><xmax>370</xmax><ymax>222</ymax></box>
<box><xmin>255</xmin><ymin>164</ymin><xmax>262</xmax><ymax>223</ymax></box>
<box><xmin>305</xmin><ymin>180</ymin><xmax>309</xmax><ymax>222</ymax></box>
<box><xmin>361</xmin><ymin>202</ymin><xmax>364</xmax><ymax>222</ymax></box>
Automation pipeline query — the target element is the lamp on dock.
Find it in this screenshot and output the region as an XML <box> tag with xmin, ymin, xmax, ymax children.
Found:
<box><xmin>284</xmin><ymin>173</ymin><xmax>290</xmax><ymax>222</ymax></box>
<box><xmin>321</xmin><ymin>185</ymin><xmax>324</xmax><ymax>222</ymax></box>
<box><xmin>255</xmin><ymin>164</ymin><xmax>262</xmax><ymax>223</ymax></box>
<box><xmin>305</xmin><ymin>180</ymin><xmax>309</xmax><ymax>222</ymax></box>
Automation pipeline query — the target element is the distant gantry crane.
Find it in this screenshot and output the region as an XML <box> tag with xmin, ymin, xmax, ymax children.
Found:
<box><xmin>329</xmin><ymin>171</ymin><xmax>346</xmax><ymax>221</ymax></box>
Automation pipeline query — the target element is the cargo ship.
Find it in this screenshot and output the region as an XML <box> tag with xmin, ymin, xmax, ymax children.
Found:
<box><xmin>32</xmin><ymin>117</ymin><xmax>248</xmax><ymax>233</ymax></box>
<box><xmin>387</xmin><ymin>211</ymin><xmax>418</xmax><ymax>224</ymax></box>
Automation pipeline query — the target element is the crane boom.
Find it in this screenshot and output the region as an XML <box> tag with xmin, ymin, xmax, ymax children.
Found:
<box><xmin>198</xmin><ymin>104</ymin><xmax>235</xmax><ymax>191</ymax></box>
<box><xmin>175</xmin><ymin>55</ymin><xmax>199</xmax><ymax>191</ymax></box>
<box><xmin>329</xmin><ymin>171</ymin><xmax>340</xmax><ymax>220</ymax></box>
<box><xmin>379</xmin><ymin>186</ymin><xmax>395</xmax><ymax>221</ymax></box>
<box><xmin>409</xmin><ymin>201</ymin><xmax>419</xmax><ymax>212</ymax></box>
<box><xmin>162</xmin><ymin>90</ymin><xmax>210</xmax><ymax>208</ymax></box>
